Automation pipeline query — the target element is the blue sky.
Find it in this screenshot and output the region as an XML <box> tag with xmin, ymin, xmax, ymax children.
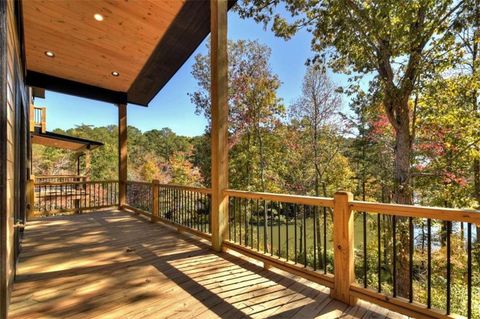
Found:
<box><xmin>34</xmin><ymin>11</ymin><xmax>348</xmax><ymax>137</ymax></box>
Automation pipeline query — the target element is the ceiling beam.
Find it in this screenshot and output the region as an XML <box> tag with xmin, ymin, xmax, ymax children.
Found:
<box><xmin>26</xmin><ymin>71</ymin><xmax>132</xmax><ymax>105</ymax></box>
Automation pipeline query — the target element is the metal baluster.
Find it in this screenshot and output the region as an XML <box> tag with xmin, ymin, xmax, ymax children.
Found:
<box><xmin>239</xmin><ymin>198</ymin><xmax>242</xmax><ymax>245</ymax></box>
<box><xmin>256</xmin><ymin>199</ymin><xmax>259</xmax><ymax>251</ymax></box>
<box><xmin>270</xmin><ymin>201</ymin><xmax>274</xmax><ymax>256</ymax></box>
<box><xmin>409</xmin><ymin>217</ymin><xmax>414</xmax><ymax>303</ymax></box>
<box><xmin>278</xmin><ymin>202</ymin><xmax>281</xmax><ymax>258</ymax></box>
<box><xmin>377</xmin><ymin>213</ymin><xmax>382</xmax><ymax>293</ymax></box>
<box><xmin>303</xmin><ymin>205</ymin><xmax>307</xmax><ymax>267</ymax></box>
<box><xmin>263</xmin><ymin>200</ymin><xmax>267</xmax><ymax>254</ymax></box>
<box><xmin>313</xmin><ymin>206</ymin><xmax>317</xmax><ymax>271</ymax></box>
<box><xmin>55</xmin><ymin>182</ymin><xmax>58</xmax><ymax>210</ymax></box>
<box><xmin>363</xmin><ymin>211</ymin><xmax>367</xmax><ymax>288</ymax></box>
<box><xmin>446</xmin><ymin>221</ymin><xmax>451</xmax><ymax>315</ymax></box>
<box><xmin>208</xmin><ymin>194</ymin><xmax>211</xmax><ymax>233</ymax></box>
<box><xmin>323</xmin><ymin>207</ymin><xmax>327</xmax><ymax>274</ymax></box>
<box><xmin>228</xmin><ymin>196</ymin><xmax>232</xmax><ymax>241</ymax></box>
<box><xmin>244</xmin><ymin>198</ymin><xmax>248</xmax><ymax>246</ymax></box>
<box><xmin>286</xmin><ymin>204</ymin><xmax>289</xmax><ymax>261</ymax></box>
<box><xmin>249</xmin><ymin>199</ymin><xmax>253</xmax><ymax>249</ymax></box>
<box><xmin>427</xmin><ymin>218</ymin><xmax>432</xmax><ymax>309</ymax></box>
<box><xmin>392</xmin><ymin>216</ymin><xmax>397</xmax><ymax>298</ymax></box>
<box><xmin>191</xmin><ymin>191</ymin><xmax>195</xmax><ymax>230</ymax></box>
<box><xmin>233</xmin><ymin>197</ymin><xmax>236</xmax><ymax>242</ymax></box>
<box><xmin>294</xmin><ymin>204</ymin><xmax>297</xmax><ymax>263</ymax></box>
<box><xmin>467</xmin><ymin>223</ymin><xmax>472</xmax><ymax>319</ymax></box>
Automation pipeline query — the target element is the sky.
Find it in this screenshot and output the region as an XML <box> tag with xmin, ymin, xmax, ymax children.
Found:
<box><xmin>34</xmin><ymin>10</ymin><xmax>349</xmax><ymax>137</ymax></box>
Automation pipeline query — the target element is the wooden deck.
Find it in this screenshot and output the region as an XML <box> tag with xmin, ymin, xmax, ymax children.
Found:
<box><xmin>9</xmin><ymin>211</ymin><xmax>408</xmax><ymax>319</ymax></box>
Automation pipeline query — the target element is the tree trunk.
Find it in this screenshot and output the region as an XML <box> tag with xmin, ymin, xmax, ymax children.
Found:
<box><xmin>393</xmin><ymin>121</ymin><xmax>413</xmax><ymax>204</ymax></box>
<box><xmin>385</xmin><ymin>95</ymin><xmax>413</xmax><ymax>299</ymax></box>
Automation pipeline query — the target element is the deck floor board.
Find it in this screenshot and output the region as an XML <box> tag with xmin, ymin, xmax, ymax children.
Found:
<box><xmin>9</xmin><ymin>211</ymin><xmax>409</xmax><ymax>319</ymax></box>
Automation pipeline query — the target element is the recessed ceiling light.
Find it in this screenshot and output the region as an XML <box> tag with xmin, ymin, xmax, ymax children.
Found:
<box><xmin>44</xmin><ymin>51</ymin><xmax>55</xmax><ymax>57</ymax></box>
<box><xmin>94</xmin><ymin>13</ymin><xmax>104</xmax><ymax>21</ymax></box>
<box><xmin>111</xmin><ymin>71</ymin><xmax>120</xmax><ymax>77</ymax></box>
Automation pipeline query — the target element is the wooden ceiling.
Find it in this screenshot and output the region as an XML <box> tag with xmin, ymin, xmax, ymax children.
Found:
<box><xmin>22</xmin><ymin>0</ymin><xmax>234</xmax><ymax>106</ymax></box>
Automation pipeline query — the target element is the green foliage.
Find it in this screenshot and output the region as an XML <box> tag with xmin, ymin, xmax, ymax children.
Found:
<box><xmin>414</xmin><ymin>75</ymin><xmax>480</xmax><ymax>208</ymax></box>
<box><xmin>33</xmin><ymin>125</ymin><xmax>203</xmax><ymax>186</ymax></box>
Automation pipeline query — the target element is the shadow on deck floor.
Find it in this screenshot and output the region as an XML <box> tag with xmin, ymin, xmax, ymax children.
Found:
<box><xmin>8</xmin><ymin>211</ymin><xmax>408</xmax><ymax>318</ymax></box>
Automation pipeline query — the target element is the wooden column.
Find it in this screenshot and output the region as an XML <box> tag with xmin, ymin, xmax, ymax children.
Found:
<box><xmin>76</xmin><ymin>153</ymin><xmax>81</xmax><ymax>176</ymax></box>
<box><xmin>332</xmin><ymin>191</ymin><xmax>356</xmax><ymax>305</ymax></box>
<box><xmin>26</xmin><ymin>176</ymin><xmax>35</xmax><ymax>221</ymax></box>
<box><xmin>118</xmin><ymin>103</ymin><xmax>127</xmax><ymax>209</ymax></box>
<box><xmin>210</xmin><ymin>0</ymin><xmax>228</xmax><ymax>252</ymax></box>
<box><xmin>151</xmin><ymin>179</ymin><xmax>159</xmax><ymax>222</ymax></box>
<box><xmin>40</xmin><ymin>107</ymin><xmax>46</xmax><ymax>133</ymax></box>
<box><xmin>29</xmin><ymin>105</ymin><xmax>34</xmax><ymax>132</ymax></box>
<box><xmin>84</xmin><ymin>151</ymin><xmax>91</xmax><ymax>181</ymax></box>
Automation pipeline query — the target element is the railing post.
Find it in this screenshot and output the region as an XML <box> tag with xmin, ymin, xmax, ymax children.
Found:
<box><xmin>332</xmin><ymin>191</ymin><xmax>356</xmax><ymax>305</ymax></box>
<box><xmin>26</xmin><ymin>176</ymin><xmax>35</xmax><ymax>221</ymax></box>
<box><xmin>151</xmin><ymin>179</ymin><xmax>159</xmax><ymax>222</ymax></box>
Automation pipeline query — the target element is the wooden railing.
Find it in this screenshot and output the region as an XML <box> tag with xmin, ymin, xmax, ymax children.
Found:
<box><xmin>222</xmin><ymin>191</ymin><xmax>480</xmax><ymax>319</ymax></box>
<box><xmin>123</xmin><ymin>180</ymin><xmax>212</xmax><ymax>240</ymax></box>
<box><xmin>29</xmin><ymin>105</ymin><xmax>46</xmax><ymax>133</ymax></box>
<box><xmin>35</xmin><ymin>175</ymin><xmax>87</xmax><ymax>183</ymax></box>
<box><xmin>224</xmin><ymin>189</ymin><xmax>336</xmax><ymax>288</ymax></box>
<box><xmin>124</xmin><ymin>181</ymin><xmax>479</xmax><ymax>319</ymax></box>
<box><xmin>125</xmin><ymin>181</ymin><xmax>153</xmax><ymax>214</ymax></box>
<box><xmin>33</xmin><ymin>178</ymin><xmax>478</xmax><ymax>318</ymax></box>
<box><xmin>29</xmin><ymin>179</ymin><xmax>119</xmax><ymax>217</ymax></box>
<box><xmin>349</xmin><ymin>201</ymin><xmax>480</xmax><ymax>319</ymax></box>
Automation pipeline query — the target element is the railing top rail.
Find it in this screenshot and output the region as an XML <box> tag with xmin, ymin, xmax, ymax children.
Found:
<box><xmin>35</xmin><ymin>180</ymin><xmax>119</xmax><ymax>186</ymax></box>
<box><xmin>126</xmin><ymin>180</ymin><xmax>212</xmax><ymax>194</ymax></box>
<box><xmin>36</xmin><ymin>175</ymin><xmax>86</xmax><ymax>178</ymax></box>
<box><xmin>158</xmin><ymin>183</ymin><xmax>212</xmax><ymax>194</ymax></box>
<box><xmin>224</xmin><ymin>189</ymin><xmax>334</xmax><ymax>207</ymax></box>
<box><xmin>351</xmin><ymin>200</ymin><xmax>480</xmax><ymax>225</ymax></box>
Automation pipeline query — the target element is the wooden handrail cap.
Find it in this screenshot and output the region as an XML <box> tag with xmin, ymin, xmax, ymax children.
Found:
<box><xmin>334</xmin><ymin>191</ymin><xmax>353</xmax><ymax>199</ymax></box>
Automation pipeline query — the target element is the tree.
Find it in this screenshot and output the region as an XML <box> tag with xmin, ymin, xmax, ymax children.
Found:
<box><xmin>237</xmin><ymin>0</ymin><xmax>469</xmax><ymax>297</ymax></box>
<box><xmin>190</xmin><ymin>39</ymin><xmax>285</xmax><ymax>191</ymax></box>
<box><xmin>347</xmin><ymin>86</ymin><xmax>395</xmax><ymax>202</ymax></box>
<box><xmin>237</xmin><ymin>0</ymin><xmax>467</xmax><ymax>205</ymax></box>
<box><xmin>456</xmin><ymin>0</ymin><xmax>480</xmax><ymax>241</ymax></box>
<box><xmin>290</xmin><ymin>64</ymin><xmax>344</xmax><ymax>196</ymax></box>
<box><xmin>144</xmin><ymin>128</ymin><xmax>189</xmax><ymax>162</ymax></box>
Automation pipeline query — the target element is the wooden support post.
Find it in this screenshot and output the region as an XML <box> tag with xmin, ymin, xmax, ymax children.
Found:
<box><xmin>210</xmin><ymin>0</ymin><xmax>228</xmax><ymax>252</ymax></box>
<box><xmin>76</xmin><ymin>153</ymin><xmax>81</xmax><ymax>176</ymax></box>
<box><xmin>118</xmin><ymin>103</ymin><xmax>127</xmax><ymax>209</ymax></box>
<box><xmin>151</xmin><ymin>179</ymin><xmax>159</xmax><ymax>222</ymax></box>
<box><xmin>40</xmin><ymin>107</ymin><xmax>46</xmax><ymax>133</ymax></box>
<box><xmin>29</xmin><ymin>104</ymin><xmax>34</xmax><ymax>132</ymax></box>
<box><xmin>26</xmin><ymin>176</ymin><xmax>35</xmax><ymax>221</ymax></box>
<box><xmin>332</xmin><ymin>191</ymin><xmax>356</xmax><ymax>305</ymax></box>
<box><xmin>84</xmin><ymin>151</ymin><xmax>91</xmax><ymax>181</ymax></box>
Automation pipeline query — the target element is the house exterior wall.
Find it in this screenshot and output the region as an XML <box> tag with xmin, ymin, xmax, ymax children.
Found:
<box><xmin>1</xmin><ymin>0</ymin><xmax>29</xmax><ymax>316</ymax></box>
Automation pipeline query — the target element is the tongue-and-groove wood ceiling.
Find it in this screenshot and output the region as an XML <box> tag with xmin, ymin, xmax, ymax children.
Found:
<box><xmin>22</xmin><ymin>0</ymin><xmax>228</xmax><ymax>106</ymax></box>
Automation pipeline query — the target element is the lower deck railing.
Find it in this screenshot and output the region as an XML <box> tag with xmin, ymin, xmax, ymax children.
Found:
<box><xmin>30</xmin><ymin>180</ymin><xmax>119</xmax><ymax>216</ymax></box>
<box><xmin>28</xmin><ymin>177</ymin><xmax>480</xmax><ymax>319</ymax></box>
